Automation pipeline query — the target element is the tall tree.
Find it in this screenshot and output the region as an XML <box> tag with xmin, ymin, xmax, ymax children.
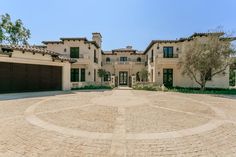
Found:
<box><xmin>179</xmin><ymin>33</ymin><xmax>236</xmax><ymax>90</ymax></box>
<box><xmin>0</xmin><ymin>13</ymin><xmax>30</xmax><ymax>45</ymax></box>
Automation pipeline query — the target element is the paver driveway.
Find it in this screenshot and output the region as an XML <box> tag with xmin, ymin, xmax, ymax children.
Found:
<box><xmin>0</xmin><ymin>89</ymin><xmax>236</xmax><ymax>157</ymax></box>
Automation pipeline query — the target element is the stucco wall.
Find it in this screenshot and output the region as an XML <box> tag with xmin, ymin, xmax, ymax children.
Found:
<box><xmin>147</xmin><ymin>37</ymin><xmax>230</xmax><ymax>88</ymax></box>
<box><xmin>45</xmin><ymin>39</ymin><xmax>102</xmax><ymax>87</ymax></box>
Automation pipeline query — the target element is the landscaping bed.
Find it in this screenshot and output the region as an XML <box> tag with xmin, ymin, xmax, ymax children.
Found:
<box><xmin>72</xmin><ymin>85</ymin><xmax>114</xmax><ymax>90</ymax></box>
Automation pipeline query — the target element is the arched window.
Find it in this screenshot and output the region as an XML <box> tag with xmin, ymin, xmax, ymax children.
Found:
<box><xmin>137</xmin><ymin>57</ymin><xmax>141</xmax><ymax>62</ymax></box>
<box><xmin>106</xmin><ymin>57</ymin><xmax>110</xmax><ymax>62</ymax></box>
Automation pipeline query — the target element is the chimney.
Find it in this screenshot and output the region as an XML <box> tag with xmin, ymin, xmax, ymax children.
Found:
<box><xmin>126</xmin><ymin>46</ymin><xmax>132</xmax><ymax>49</ymax></box>
<box><xmin>92</xmin><ymin>32</ymin><xmax>102</xmax><ymax>48</ymax></box>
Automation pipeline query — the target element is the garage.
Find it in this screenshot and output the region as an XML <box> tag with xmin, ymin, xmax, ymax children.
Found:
<box><xmin>0</xmin><ymin>45</ymin><xmax>74</xmax><ymax>93</ymax></box>
<box><xmin>0</xmin><ymin>62</ymin><xmax>62</xmax><ymax>93</ymax></box>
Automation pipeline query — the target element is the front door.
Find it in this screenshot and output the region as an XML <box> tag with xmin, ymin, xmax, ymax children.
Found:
<box><xmin>119</xmin><ymin>72</ymin><xmax>128</xmax><ymax>85</ymax></box>
<box><xmin>163</xmin><ymin>69</ymin><xmax>173</xmax><ymax>87</ymax></box>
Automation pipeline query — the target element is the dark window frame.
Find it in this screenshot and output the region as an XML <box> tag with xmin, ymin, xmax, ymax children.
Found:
<box><xmin>70</xmin><ymin>47</ymin><xmax>80</xmax><ymax>58</ymax></box>
<box><xmin>163</xmin><ymin>47</ymin><xmax>174</xmax><ymax>58</ymax></box>
<box><xmin>81</xmin><ymin>68</ymin><xmax>86</xmax><ymax>82</ymax></box>
<box><xmin>71</xmin><ymin>68</ymin><xmax>79</xmax><ymax>82</ymax></box>
<box><xmin>137</xmin><ymin>57</ymin><xmax>141</xmax><ymax>62</ymax></box>
<box><xmin>106</xmin><ymin>57</ymin><xmax>111</xmax><ymax>62</ymax></box>
<box><xmin>120</xmin><ymin>57</ymin><xmax>128</xmax><ymax>62</ymax></box>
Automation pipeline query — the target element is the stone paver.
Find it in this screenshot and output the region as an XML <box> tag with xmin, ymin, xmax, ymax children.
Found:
<box><xmin>0</xmin><ymin>89</ymin><xmax>236</xmax><ymax>156</ymax></box>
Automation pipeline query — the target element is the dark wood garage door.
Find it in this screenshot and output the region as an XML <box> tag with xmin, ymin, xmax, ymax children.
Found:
<box><xmin>0</xmin><ymin>62</ymin><xmax>62</xmax><ymax>93</ymax></box>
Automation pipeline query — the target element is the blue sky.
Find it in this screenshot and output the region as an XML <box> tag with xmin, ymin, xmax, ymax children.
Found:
<box><xmin>1</xmin><ymin>0</ymin><xmax>236</xmax><ymax>50</ymax></box>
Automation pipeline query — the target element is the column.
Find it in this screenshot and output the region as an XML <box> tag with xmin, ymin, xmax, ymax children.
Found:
<box><xmin>62</xmin><ymin>63</ymin><xmax>71</xmax><ymax>91</ymax></box>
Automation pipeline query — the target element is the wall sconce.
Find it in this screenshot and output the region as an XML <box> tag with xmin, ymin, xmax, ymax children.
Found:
<box><xmin>64</xmin><ymin>48</ymin><xmax>67</xmax><ymax>52</ymax></box>
<box><xmin>88</xmin><ymin>72</ymin><xmax>91</xmax><ymax>75</ymax></box>
<box><xmin>158</xmin><ymin>71</ymin><xmax>161</xmax><ymax>76</ymax></box>
<box><xmin>176</xmin><ymin>48</ymin><xmax>179</xmax><ymax>51</ymax></box>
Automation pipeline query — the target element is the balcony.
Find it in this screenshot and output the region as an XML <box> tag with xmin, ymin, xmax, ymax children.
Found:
<box><xmin>157</xmin><ymin>53</ymin><xmax>180</xmax><ymax>64</ymax></box>
<box><xmin>163</xmin><ymin>54</ymin><xmax>179</xmax><ymax>58</ymax></box>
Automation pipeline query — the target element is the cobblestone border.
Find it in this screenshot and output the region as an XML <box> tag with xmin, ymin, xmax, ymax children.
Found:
<box><xmin>24</xmin><ymin>91</ymin><xmax>234</xmax><ymax>140</ymax></box>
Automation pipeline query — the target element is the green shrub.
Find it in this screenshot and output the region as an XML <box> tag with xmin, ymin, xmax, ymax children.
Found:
<box><xmin>72</xmin><ymin>85</ymin><xmax>113</xmax><ymax>90</ymax></box>
<box><xmin>132</xmin><ymin>83</ymin><xmax>162</xmax><ymax>91</ymax></box>
<box><xmin>169</xmin><ymin>86</ymin><xmax>236</xmax><ymax>95</ymax></box>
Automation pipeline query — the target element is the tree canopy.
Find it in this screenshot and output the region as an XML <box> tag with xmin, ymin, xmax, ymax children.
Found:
<box><xmin>179</xmin><ymin>33</ymin><xmax>236</xmax><ymax>90</ymax></box>
<box><xmin>0</xmin><ymin>13</ymin><xmax>30</xmax><ymax>45</ymax></box>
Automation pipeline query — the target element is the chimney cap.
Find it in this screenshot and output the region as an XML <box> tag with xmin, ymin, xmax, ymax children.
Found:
<box><xmin>126</xmin><ymin>46</ymin><xmax>132</xmax><ymax>49</ymax></box>
<box><xmin>92</xmin><ymin>32</ymin><xmax>102</xmax><ymax>38</ymax></box>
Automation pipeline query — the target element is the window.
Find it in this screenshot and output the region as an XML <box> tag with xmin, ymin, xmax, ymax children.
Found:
<box><xmin>163</xmin><ymin>47</ymin><xmax>173</xmax><ymax>58</ymax></box>
<box><xmin>106</xmin><ymin>57</ymin><xmax>110</xmax><ymax>62</ymax></box>
<box><xmin>150</xmin><ymin>50</ymin><xmax>154</xmax><ymax>63</ymax></box>
<box><xmin>71</xmin><ymin>69</ymin><xmax>79</xmax><ymax>82</ymax></box>
<box><xmin>81</xmin><ymin>69</ymin><xmax>86</xmax><ymax>82</ymax></box>
<box><xmin>94</xmin><ymin>69</ymin><xmax>96</xmax><ymax>82</ymax></box>
<box><xmin>70</xmin><ymin>47</ymin><xmax>80</xmax><ymax>58</ymax></box>
<box><xmin>137</xmin><ymin>57</ymin><xmax>141</xmax><ymax>62</ymax></box>
<box><xmin>120</xmin><ymin>57</ymin><xmax>127</xmax><ymax>62</ymax></box>
<box><xmin>94</xmin><ymin>50</ymin><xmax>97</xmax><ymax>63</ymax></box>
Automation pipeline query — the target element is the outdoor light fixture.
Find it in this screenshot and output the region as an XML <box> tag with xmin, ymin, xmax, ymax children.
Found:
<box><xmin>88</xmin><ymin>72</ymin><xmax>91</xmax><ymax>75</ymax></box>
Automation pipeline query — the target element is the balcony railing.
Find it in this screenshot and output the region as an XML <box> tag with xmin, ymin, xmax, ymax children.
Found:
<box><xmin>163</xmin><ymin>54</ymin><xmax>179</xmax><ymax>58</ymax></box>
<box><xmin>117</xmin><ymin>61</ymin><xmax>130</xmax><ymax>64</ymax></box>
<box><xmin>62</xmin><ymin>54</ymin><xmax>90</xmax><ymax>59</ymax></box>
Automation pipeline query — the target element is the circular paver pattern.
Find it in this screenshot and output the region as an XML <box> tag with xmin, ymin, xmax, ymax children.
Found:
<box><xmin>1</xmin><ymin>89</ymin><xmax>236</xmax><ymax>156</ymax></box>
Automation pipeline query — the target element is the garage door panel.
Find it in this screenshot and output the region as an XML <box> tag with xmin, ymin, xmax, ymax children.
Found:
<box><xmin>12</xmin><ymin>64</ymin><xmax>27</xmax><ymax>92</ymax></box>
<box><xmin>0</xmin><ymin>62</ymin><xmax>62</xmax><ymax>93</ymax></box>
<box><xmin>26</xmin><ymin>64</ymin><xmax>40</xmax><ymax>91</ymax></box>
<box><xmin>52</xmin><ymin>67</ymin><xmax>62</xmax><ymax>90</ymax></box>
<box><xmin>0</xmin><ymin>62</ymin><xmax>12</xmax><ymax>93</ymax></box>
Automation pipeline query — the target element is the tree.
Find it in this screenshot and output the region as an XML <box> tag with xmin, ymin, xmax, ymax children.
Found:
<box><xmin>139</xmin><ymin>68</ymin><xmax>149</xmax><ymax>82</ymax></box>
<box><xmin>0</xmin><ymin>13</ymin><xmax>30</xmax><ymax>45</ymax></box>
<box><xmin>97</xmin><ymin>69</ymin><xmax>107</xmax><ymax>85</ymax></box>
<box><xmin>179</xmin><ymin>33</ymin><xmax>236</xmax><ymax>90</ymax></box>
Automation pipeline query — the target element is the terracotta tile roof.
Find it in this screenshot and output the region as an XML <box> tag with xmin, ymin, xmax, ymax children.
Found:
<box><xmin>144</xmin><ymin>32</ymin><xmax>228</xmax><ymax>54</ymax></box>
<box><xmin>42</xmin><ymin>41</ymin><xmax>63</xmax><ymax>44</ymax></box>
<box><xmin>190</xmin><ymin>32</ymin><xmax>224</xmax><ymax>38</ymax></box>
<box><xmin>112</xmin><ymin>48</ymin><xmax>136</xmax><ymax>52</ymax></box>
<box><xmin>42</xmin><ymin>37</ymin><xmax>100</xmax><ymax>48</ymax></box>
<box><xmin>0</xmin><ymin>44</ymin><xmax>76</xmax><ymax>63</ymax></box>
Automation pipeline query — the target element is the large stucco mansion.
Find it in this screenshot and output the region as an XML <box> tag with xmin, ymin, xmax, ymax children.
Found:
<box><xmin>0</xmin><ymin>32</ymin><xmax>235</xmax><ymax>93</ymax></box>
